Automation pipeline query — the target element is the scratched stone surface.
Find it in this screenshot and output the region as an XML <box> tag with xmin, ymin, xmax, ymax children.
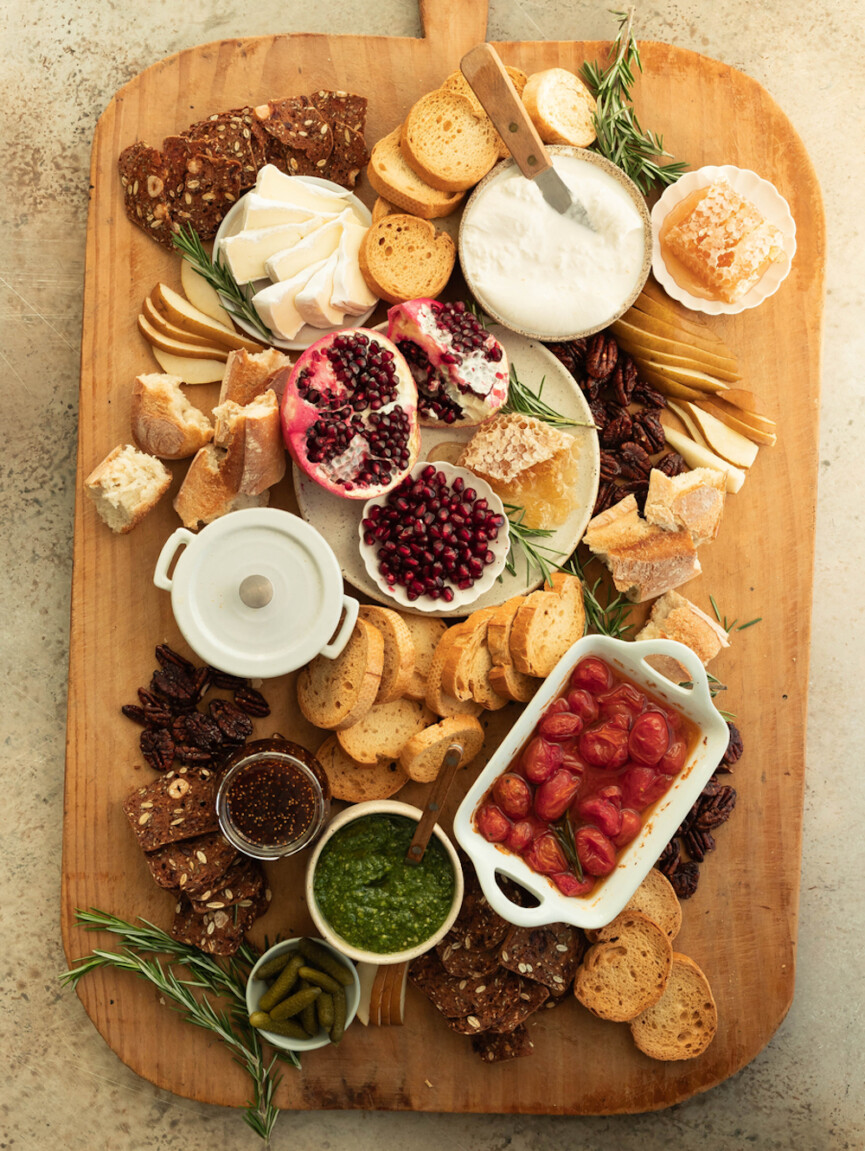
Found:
<box><xmin>1</xmin><ymin>2</ymin><xmax>863</xmax><ymax>1150</ymax></box>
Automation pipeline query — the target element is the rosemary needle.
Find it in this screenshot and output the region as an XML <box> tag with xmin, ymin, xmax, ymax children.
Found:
<box><xmin>502</xmin><ymin>363</ymin><xmax>595</xmax><ymax>429</ymax></box>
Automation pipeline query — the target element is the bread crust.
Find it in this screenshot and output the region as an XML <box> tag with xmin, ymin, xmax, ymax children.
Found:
<box><xmin>218</xmin><ymin>347</ymin><xmax>291</xmax><ymax>406</ymax></box>
<box><xmin>629</xmin><ymin>952</ymin><xmax>717</xmax><ymax>1060</ymax></box>
<box><xmin>85</xmin><ymin>443</ymin><xmax>172</xmax><ymax>533</ymax></box>
<box><xmin>400</xmin><ymin>90</ymin><xmax>499</xmax><ymax>192</ymax></box>
<box><xmin>358</xmin><ymin>214</ymin><xmax>455</xmax><ymax>304</ymax></box>
<box><xmin>212</xmin><ymin>388</ymin><xmax>286</xmax><ymax>496</ymax></box>
<box><xmin>296</xmin><ymin>617</ymin><xmax>384</xmax><ymax>731</ymax></box>
<box><xmin>131</xmin><ymin>373</ymin><xmax>214</xmax><ymax>460</ymax></box>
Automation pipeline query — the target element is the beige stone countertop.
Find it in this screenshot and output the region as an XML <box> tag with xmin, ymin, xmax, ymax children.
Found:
<box><xmin>2</xmin><ymin>1</ymin><xmax>862</xmax><ymax>1148</ymax></box>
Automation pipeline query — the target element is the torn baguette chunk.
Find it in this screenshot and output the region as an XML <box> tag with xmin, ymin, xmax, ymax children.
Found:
<box><xmin>173</xmin><ymin>441</ymin><xmax>269</xmax><ymax>530</ymax></box>
<box><xmin>583</xmin><ymin>494</ymin><xmax>701</xmax><ymax>603</ymax></box>
<box><xmin>218</xmin><ymin>347</ymin><xmax>291</xmax><ymax>407</ymax></box>
<box><xmin>643</xmin><ymin>466</ymin><xmax>726</xmax><ymax>546</ymax></box>
<box><xmin>212</xmin><ymin>388</ymin><xmax>286</xmax><ymax>496</ymax></box>
<box><xmin>664</xmin><ymin>178</ymin><xmax>784</xmax><ymax>302</ymax></box>
<box><xmin>84</xmin><ymin>444</ymin><xmax>171</xmax><ymax>533</ymax></box>
<box><xmin>636</xmin><ymin>589</ymin><xmax>730</xmax><ymax>683</ymax></box>
<box><xmin>629</xmin><ymin>952</ymin><xmax>718</xmax><ymax>1060</ymax></box>
<box><xmin>131</xmin><ymin>373</ymin><xmax>214</xmax><ymax>460</ymax></box>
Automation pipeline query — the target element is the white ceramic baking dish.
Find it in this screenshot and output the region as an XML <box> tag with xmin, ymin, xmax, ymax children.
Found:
<box><xmin>453</xmin><ymin>635</ymin><xmax>730</xmax><ymax>931</ymax></box>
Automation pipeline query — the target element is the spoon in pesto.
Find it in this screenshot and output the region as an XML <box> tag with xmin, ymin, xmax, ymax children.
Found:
<box><xmin>405</xmin><ymin>743</ymin><xmax>464</xmax><ymax>866</ymax></box>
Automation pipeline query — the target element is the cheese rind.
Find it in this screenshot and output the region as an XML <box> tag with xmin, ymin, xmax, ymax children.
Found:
<box><xmin>251</xmin><ymin>260</ymin><xmax>328</xmax><ymax>340</ymax></box>
<box><xmin>332</xmin><ymin>220</ymin><xmax>378</xmax><ymax>314</ymax></box>
<box><xmin>295</xmin><ymin>253</ymin><xmax>345</xmax><ymax>328</ymax></box>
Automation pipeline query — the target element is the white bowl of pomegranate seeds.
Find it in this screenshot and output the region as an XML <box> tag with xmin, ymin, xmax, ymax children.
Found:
<box><xmin>358</xmin><ymin>461</ymin><xmax>511</xmax><ymax>612</ymax></box>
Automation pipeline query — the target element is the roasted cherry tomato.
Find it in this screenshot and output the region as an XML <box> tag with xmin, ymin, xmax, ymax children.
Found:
<box><xmin>596</xmin><ymin>784</ymin><xmax>623</xmax><ymax>810</ymax></box>
<box><xmin>598</xmin><ymin>682</ymin><xmax>646</xmax><ymax>723</ymax></box>
<box><xmin>566</xmin><ymin>688</ymin><xmax>599</xmax><ymax>725</ymax></box>
<box><xmin>570</xmin><ymin>657</ymin><xmax>613</xmax><ymax>695</ymax></box>
<box><xmin>552</xmin><ymin>870</ymin><xmax>596</xmax><ymax>897</ymax></box>
<box><xmin>620</xmin><ymin>766</ymin><xmax>674</xmax><ymax>811</ymax></box>
<box><xmin>575</xmin><ymin>825</ymin><xmax>617</xmax><ymax>876</ymax></box>
<box><xmin>628</xmin><ymin>711</ymin><xmax>671</xmax><ymax>766</ymax></box>
<box><xmin>493</xmin><ymin>772</ymin><xmax>532</xmax><ymax>820</ymax></box>
<box><xmin>578</xmin><ymin>722</ymin><xmax>629</xmax><ymax>770</ymax></box>
<box><xmin>534</xmin><ymin>769</ymin><xmax>581</xmax><ymax>822</ymax></box>
<box><xmin>476</xmin><ymin>802</ymin><xmax>510</xmax><ymax>843</ymax></box>
<box><xmin>538</xmin><ymin>710</ymin><xmax>584</xmax><ymax>741</ymax></box>
<box><xmin>522</xmin><ymin>736</ymin><xmax>562</xmax><ymax>783</ymax></box>
<box><xmin>612</xmin><ymin>808</ymin><xmax>642</xmax><ymax>847</ymax></box>
<box><xmin>658</xmin><ymin>737</ymin><xmax>688</xmax><ymax>776</ymax></box>
<box><xmin>525</xmin><ymin>832</ymin><xmax>568</xmax><ymax>875</ymax></box>
<box><xmin>575</xmin><ymin>794</ymin><xmax>623</xmax><ymax>838</ymax></box>
<box><xmin>505</xmin><ymin>819</ymin><xmax>534</xmax><ymax>854</ymax></box>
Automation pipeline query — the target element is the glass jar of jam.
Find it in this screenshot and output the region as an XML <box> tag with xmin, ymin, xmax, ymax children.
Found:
<box><xmin>217</xmin><ymin>737</ymin><xmax>331</xmax><ymax>860</ymax></box>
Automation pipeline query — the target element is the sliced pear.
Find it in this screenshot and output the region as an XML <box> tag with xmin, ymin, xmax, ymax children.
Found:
<box><xmin>661</xmin><ymin>425</ymin><xmax>746</xmax><ymax>493</ymax></box>
<box><xmin>630</xmin><ymin>364</ymin><xmax>706</xmax><ymax>402</ymax></box>
<box><xmin>624</xmin><ymin>343</ymin><xmax>741</xmax><ymax>383</ymax></box>
<box><xmin>696</xmin><ymin>397</ymin><xmax>777</xmax><ymax>446</ymax></box>
<box><xmin>666</xmin><ymin>400</ymin><xmax>709</xmax><ymax>447</ymax></box>
<box><xmin>180</xmin><ymin>261</ymin><xmax>235</xmax><ymax>328</ymax></box>
<box><xmin>138</xmin><ymin>313</ymin><xmax>229</xmax><ymax>362</ymax></box>
<box><xmin>142</xmin><ymin>296</ymin><xmax>222</xmax><ymax>349</ymax></box>
<box><xmin>151</xmin><ymin>347</ymin><xmax>226</xmax><ymax>384</ymax></box>
<box><xmin>719</xmin><ymin>388</ymin><xmax>771</xmax><ymax>417</ymax></box>
<box><xmin>681</xmin><ymin>401</ymin><xmax>760</xmax><ymax>468</ymax></box>
<box><xmin>641</xmin><ymin>360</ymin><xmax>728</xmax><ymax>394</ymax></box>
<box><xmin>153</xmin><ymin>283</ymin><xmax>265</xmax><ymax>353</ymax></box>
<box><xmin>613</xmin><ymin>308</ymin><xmax>737</xmax><ymax>363</ymax></box>
<box><xmin>633</xmin><ymin>281</ymin><xmax>732</xmax><ymax>344</ymax></box>
<box><xmin>612</xmin><ymin>318</ymin><xmax>739</xmax><ymax>376</ymax></box>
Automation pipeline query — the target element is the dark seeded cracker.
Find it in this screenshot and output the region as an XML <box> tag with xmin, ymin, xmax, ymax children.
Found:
<box><xmin>143</xmin><ymin>831</ymin><xmax>237</xmax><ymax>895</ymax></box>
<box><xmin>162</xmin><ymin>136</ymin><xmax>242</xmax><ymax>238</ymax></box>
<box><xmin>123</xmin><ymin>771</ymin><xmax>218</xmax><ymax>852</ymax></box>
<box><xmin>118</xmin><ymin>142</ymin><xmax>179</xmax><ymax>249</ymax></box>
<box><xmin>408</xmin><ymin>952</ymin><xmax>475</xmax><ymax>1018</ymax></box>
<box><xmin>436</xmin><ymin>937</ymin><xmax>501</xmax><ymax>979</ymax></box>
<box><xmin>188</xmin><ymin>855</ymin><xmax>265</xmax><ymax>914</ymax></box>
<box><xmin>499</xmin><ymin>922</ymin><xmax>585</xmax><ymax>997</ymax></box>
<box><xmin>309</xmin><ymin>90</ymin><xmax>368</xmax><ymax>135</ymax></box>
<box><xmin>170</xmin><ymin>889</ymin><xmax>265</xmax><ymax>956</ymax></box>
<box><xmin>183</xmin><ymin>108</ymin><xmax>268</xmax><ymax>189</ymax></box>
<box><xmin>472</xmin><ymin>1024</ymin><xmax>534</xmax><ymax>1063</ymax></box>
<box><xmin>323</xmin><ymin>121</ymin><xmax>369</xmax><ymax>188</ymax></box>
<box><xmin>487</xmin><ymin>976</ymin><xmax>550</xmax><ymax>1032</ymax></box>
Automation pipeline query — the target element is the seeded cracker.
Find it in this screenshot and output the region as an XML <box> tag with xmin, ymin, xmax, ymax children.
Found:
<box><xmin>162</xmin><ymin>137</ymin><xmax>243</xmax><ymax>238</ymax></box>
<box><xmin>436</xmin><ymin>938</ymin><xmax>501</xmax><ymax>979</ymax></box>
<box><xmin>118</xmin><ymin>142</ymin><xmax>179</xmax><ymax>249</ymax></box>
<box><xmin>170</xmin><ymin>889</ymin><xmax>267</xmax><ymax>957</ymax></box>
<box><xmin>309</xmin><ymin>90</ymin><xmax>368</xmax><ymax>136</ymax></box>
<box><xmin>143</xmin><ymin>831</ymin><xmax>238</xmax><ymax>895</ymax></box>
<box><xmin>408</xmin><ymin>952</ymin><xmax>477</xmax><ymax>1019</ymax></box>
<box><xmin>471</xmin><ymin>1024</ymin><xmax>534</xmax><ymax>1063</ymax></box>
<box><xmin>188</xmin><ymin>855</ymin><xmax>265</xmax><ymax>914</ymax></box>
<box><xmin>182</xmin><ymin>108</ymin><xmax>269</xmax><ymax>190</ymax></box>
<box><xmin>325</xmin><ymin>123</ymin><xmax>370</xmax><ymax>188</ymax></box>
<box><xmin>122</xmin><ymin>771</ymin><xmax>219</xmax><ymax>852</ymax></box>
<box><xmin>255</xmin><ymin>97</ymin><xmax>334</xmax><ymax>168</ymax></box>
<box><xmin>499</xmin><ymin>922</ymin><xmax>585</xmax><ymax>997</ymax></box>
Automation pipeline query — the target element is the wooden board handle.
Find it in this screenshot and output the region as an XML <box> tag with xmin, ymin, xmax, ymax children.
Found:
<box><xmin>421</xmin><ymin>0</ymin><xmax>488</xmax><ymax>56</ymax></box>
<box><xmin>460</xmin><ymin>43</ymin><xmax>552</xmax><ymax>179</ymax></box>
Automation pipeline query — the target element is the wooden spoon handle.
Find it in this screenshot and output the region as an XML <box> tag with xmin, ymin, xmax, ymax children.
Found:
<box><xmin>405</xmin><ymin>743</ymin><xmax>464</xmax><ymax>865</ymax></box>
<box><xmin>460</xmin><ymin>43</ymin><xmax>552</xmax><ymax>179</ymax></box>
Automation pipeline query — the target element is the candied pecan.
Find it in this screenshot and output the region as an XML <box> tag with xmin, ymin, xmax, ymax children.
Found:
<box><xmin>140</xmin><ymin>727</ymin><xmax>175</xmax><ymax>771</ymax></box>
<box><xmin>152</xmin><ymin>665</ymin><xmax>207</xmax><ymax>711</ymax></box>
<box><xmin>618</xmin><ymin>441</ymin><xmax>653</xmax><ymax>480</ymax></box>
<box><xmin>172</xmin><ymin>712</ymin><xmax>224</xmax><ymax>752</ymax></box>
<box><xmin>600</xmin><ymin>411</ymin><xmax>633</xmax><ymax>449</ymax></box>
<box><xmin>656</xmin><ymin>839</ymin><xmax>680</xmax><ymax>878</ymax></box>
<box><xmin>670</xmin><ymin>861</ymin><xmax>700</xmax><ymax>898</ymax></box>
<box><xmin>611</xmin><ymin>355</ymin><xmax>638</xmax><ymax>405</ymax></box>
<box><xmin>175</xmin><ymin>744</ymin><xmax>214</xmax><ymax>765</ymax></box>
<box><xmin>155</xmin><ymin>644</ymin><xmax>196</xmax><ymax>675</ymax></box>
<box><xmin>121</xmin><ymin>704</ymin><xmax>148</xmax><ymax>727</ymax></box>
<box><xmin>545</xmin><ymin>340</ymin><xmax>585</xmax><ymax>378</ymax></box>
<box><xmin>599</xmin><ymin>451</ymin><xmax>621</xmax><ymax>481</ymax></box>
<box><xmin>585</xmin><ymin>332</ymin><xmax>618</xmax><ymax>380</ymax></box>
<box><xmin>696</xmin><ymin>785</ymin><xmax>737</xmax><ymax>829</ymax></box>
<box><xmin>684</xmin><ymin>827</ymin><xmax>716</xmax><ymax>862</ymax></box>
<box><xmin>617</xmin><ymin>478</ymin><xmax>650</xmax><ymax>511</ymax></box>
<box><xmin>588</xmin><ymin>399</ymin><xmax>607</xmax><ymax>430</ymax></box>
<box><xmin>207</xmin><ymin>667</ymin><xmax>249</xmax><ymax>691</ymax></box>
<box><xmin>655</xmin><ymin>451</ymin><xmax>689</xmax><ymax>478</ymax></box>
<box><xmin>632</xmin><ymin>409</ymin><xmax>666</xmax><ymax>454</ymax></box>
<box><xmin>632</xmin><ymin>381</ymin><xmax>667</xmax><ymax>409</ymax></box>
<box><xmin>722</xmin><ymin>722</ymin><xmax>744</xmax><ymax>766</ymax></box>
<box><xmin>233</xmin><ymin>685</ymin><xmax>270</xmax><ymax>717</ymax></box>
<box><xmin>700</xmin><ymin>775</ymin><xmax>722</xmax><ymax>799</ymax></box>
<box><xmin>592</xmin><ymin>480</ymin><xmax>619</xmax><ymax>516</ymax></box>
<box><xmin>210</xmin><ymin>698</ymin><xmax>254</xmax><ymax>742</ymax></box>
<box><xmin>578</xmin><ymin>374</ymin><xmax>602</xmax><ymax>402</ymax></box>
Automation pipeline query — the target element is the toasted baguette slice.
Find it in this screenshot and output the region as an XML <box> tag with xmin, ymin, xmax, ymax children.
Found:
<box><xmin>131</xmin><ymin>373</ymin><xmax>214</xmax><ymax>461</ymax></box>
<box><xmin>401</xmin><ymin>615</ymin><xmax>449</xmax><ymax>701</ymax></box>
<box><xmin>586</xmin><ymin>869</ymin><xmax>682</xmax><ymax>944</ymax></box>
<box><xmin>85</xmin><ymin>444</ymin><xmax>171</xmax><ymax>534</ymax></box>
<box><xmin>487</xmin><ymin>596</ymin><xmax>542</xmax><ymax>702</ymax></box>
<box><xmin>425</xmin><ymin>635</ymin><xmax>483</xmax><ymax>719</ymax></box>
<box><xmin>509</xmin><ymin>574</ymin><xmax>586</xmax><ymax>678</ymax></box>
<box><xmin>629</xmin><ymin>953</ymin><xmax>718</xmax><ymax>1060</ymax></box>
<box><xmin>636</xmin><ymin>589</ymin><xmax>730</xmax><ymax>682</ymax></box>
<box><xmin>297</xmin><ymin>618</ymin><xmax>383</xmax><ymax>731</ymax></box>
<box><xmin>359</xmin><ymin>214</ymin><xmax>455</xmax><ymax>305</ymax></box>
<box><xmin>367</xmin><ymin>126</ymin><xmax>465</xmax><ymax>219</ymax></box>
<box><xmin>316</xmin><ymin>736</ymin><xmax>407</xmax><ymax>803</ymax></box>
<box><xmin>643</xmin><ymin>466</ymin><xmax>727</xmax><ymax>546</ymax></box>
<box><xmin>400</xmin><ymin>90</ymin><xmax>500</xmax><ymax>192</ymax></box>
<box><xmin>440</xmin><ymin>67</ymin><xmax>528</xmax><ymax>158</ymax></box>
<box><xmin>488</xmin><ymin>664</ymin><xmax>540</xmax><ymax>704</ymax></box>
<box><xmin>440</xmin><ymin>608</ymin><xmax>497</xmax><ymax>701</ymax></box>
<box><xmin>399</xmin><ymin>716</ymin><xmax>485</xmax><ymax>783</ymax></box>
<box><xmin>337</xmin><ymin>697</ymin><xmax>435</xmax><ymax>764</ymax></box>
<box><xmin>521</xmin><ymin>68</ymin><xmax>597</xmax><ymax>146</ymax></box>
<box><xmin>574</xmin><ymin>911</ymin><xmax>673</xmax><ymax>1022</ymax></box>
<box><xmin>358</xmin><ymin>604</ymin><xmax>416</xmax><ymax>704</ymax></box>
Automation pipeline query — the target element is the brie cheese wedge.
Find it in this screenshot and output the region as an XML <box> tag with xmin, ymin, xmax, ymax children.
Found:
<box><xmin>295</xmin><ymin>253</ymin><xmax>346</xmax><ymax>328</ymax></box>
<box><xmin>220</xmin><ymin>223</ymin><xmax>321</xmax><ymax>284</ymax></box>
<box><xmin>239</xmin><ymin>193</ymin><xmax>325</xmax><ymax>232</ymax></box>
<box><xmin>251</xmin><ymin>259</ymin><xmax>328</xmax><ymax>341</ymax></box>
<box><xmin>265</xmin><ymin>216</ymin><xmax>348</xmax><ymax>284</ymax></box>
<box><xmin>254</xmin><ymin>164</ymin><xmax>354</xmax><ymax>215</ymax></box>
<box><xmin>331</xmin><ymin>220</ymin><xmax>378</xmax><ymax>315</ymax></box>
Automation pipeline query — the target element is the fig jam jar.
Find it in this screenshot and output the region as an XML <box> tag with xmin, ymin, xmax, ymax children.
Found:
<box><xmin>473</xmin><ymin>656</ymin><xmax>699</xmax><ymax>899</ymax></box>
<box><xmin>217</xmin><ymin>738</ymin><xmax>331</xmax><ymax>860</ymax></box>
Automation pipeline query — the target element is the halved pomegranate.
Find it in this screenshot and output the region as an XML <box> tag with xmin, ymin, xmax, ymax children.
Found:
<box><xmin>387</xmin><ymin>299</ymin><xmax>509</xmax><ymax>426</ymax></box>
<box><xmin>280</xmin><ymin>328</ymin><xmax>420</xmax><ymax>499</ymax></box>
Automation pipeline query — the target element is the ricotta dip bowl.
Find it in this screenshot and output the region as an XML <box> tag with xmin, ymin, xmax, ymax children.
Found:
<box><xmin>459</xmin><ymin>146</ymin><xmax>651</xmax><ymax>341</ymax></box>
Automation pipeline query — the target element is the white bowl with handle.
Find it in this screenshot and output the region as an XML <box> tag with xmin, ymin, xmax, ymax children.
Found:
<box><xmin>453</xmin><ymin>635</ymin><xmax>730</xmax><ymax>931</ymax></box>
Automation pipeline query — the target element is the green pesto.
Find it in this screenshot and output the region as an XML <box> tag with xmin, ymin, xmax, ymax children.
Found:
<box><xmin>313</xmin><ymin>815</ymin><xmax>455</xmax><ymax>953</ymax></box>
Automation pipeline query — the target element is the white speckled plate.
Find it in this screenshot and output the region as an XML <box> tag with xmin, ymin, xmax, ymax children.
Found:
<box><xmin>651</xmin><ymin>165</ymin><xmax>796</xmax><ymax>315</ymax></box>
<box><xmin>293</xmin><ymin>325</ymin><xmax>600</xmax><ymax>617</ymax></box>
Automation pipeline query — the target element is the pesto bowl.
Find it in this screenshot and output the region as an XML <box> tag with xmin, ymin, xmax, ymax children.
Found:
<box><xmin>305</xmin><ymin>800</ymin><xmax>465</xmax><ymax>965</ymax></box>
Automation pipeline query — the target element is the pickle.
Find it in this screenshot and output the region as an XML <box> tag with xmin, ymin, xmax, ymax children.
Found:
<box><xmin>248</xmin><ymin>1011</ymin><xmax>272</xmax><ymax>1029</ymax></box>
<box><xmin>253</xmin><ymin>1015</ymin><xmax>308</xmax><ymax>1040</ymax></box>
<box><xmin>316</xmin><ymin>992</ymin><xmax>334</xmax><ymax>1032</ymax></box>
<box><xmin>330</xmin><ymin>986</ymin><xmax>347</xmax><ymax>1045</ymax></box>
<box><xmin>297</xmin><ymin>938</ymin><xmax>353</xmax><ymax>986</ymax></box>
<box><xmin>254</xmin><ymin>949</ymin><xmax>295</xmax><ymax>983</ymax></box>
<box><xmin>269</xmin><ymin>985</ymin><xmax>321</xmax><ymax>1022</ymax></box>
<box><xmin>298</xmin><ymin>965</ymin><xmax>343</xmax><ymax>995</ymax></box>
<box><xmin>258</xmin><ymin>951</ymin><xmax>304</xmax><ymax>1013</ymax></box>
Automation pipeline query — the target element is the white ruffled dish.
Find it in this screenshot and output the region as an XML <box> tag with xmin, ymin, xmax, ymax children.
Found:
<box><xmin>651</xmin><ymin>164</ymin><xmax>796</xmax><ymax>315</ymax></box>
<box><xmin>358</xmin><ymin>461</ymin><xmax>510</xmax><ymax>615</ymax></box>
<box><xmin>213</xmin><ymin>175</ymin><xmax>376</xmax><ymax>351</ymax></box>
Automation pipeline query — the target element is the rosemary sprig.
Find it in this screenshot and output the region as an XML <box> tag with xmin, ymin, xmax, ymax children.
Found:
<box><xmin>564</xmin><ymin>551</ymin><xmax>635</xmax><ymax>639</ymax></box>
<box><xmin>171</xmin><ymin>224</ymin><xmax>275</xmax><ymax>344</ymax></box>
<box><xmin>678</xmin><ymin>673</ymin><xmax>736</xmax><ymax>722</ymax></box>
<box><xmin>61</xmin><ymin>909</ymin><xmax>296</xmax><ymax>1144</ymax></box>
<box><xmin>709</xmin><ymin>594</ymin><xmax>761</xmax><ymax>633</ymax></box>
<box><xmin>502</xmin><ymin>363</ymin><xmax>595</xmax><ymax>429</ymax></box>
<box><xmin>504</xmin><ymin>503</ymin><xmax>568</xmax><ymax>586</ymax></box>
<box><xmin>580</xmin><ymin>8</ymin><xmax>689</xmax><ymax>194</ymax></box>
<box><xmin>552</xmin><ymin>813</ymin><xmax>584</xmax><ymax>882</ymax></box>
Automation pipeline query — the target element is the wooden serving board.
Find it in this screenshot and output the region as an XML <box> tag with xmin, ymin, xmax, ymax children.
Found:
<box><xmin>62</xmin><ymin>0</ymin><xmax>824</xmax><ymax>1114</ymax></box>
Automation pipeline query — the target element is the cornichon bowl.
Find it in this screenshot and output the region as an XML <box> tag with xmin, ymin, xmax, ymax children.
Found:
<box><xmin>245</xmin><ymin>937</ymin><xmax>361</xmax><ymax>1053</ymax></box>
<box><xmin>305</xmin><ymin>799</ymin><xmax>465</xmax><ymax>965</ymax></box>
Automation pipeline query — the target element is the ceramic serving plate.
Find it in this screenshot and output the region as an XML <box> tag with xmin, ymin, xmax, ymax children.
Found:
<box><xmin>294</xmin><ymin>324</ymin><xmax>600</xmax><ymax>616</ymax></box>
<box><xmin>453</xmin><ymin>635</ymin><xmax>731</xmax><ymax>931</ymax></box>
